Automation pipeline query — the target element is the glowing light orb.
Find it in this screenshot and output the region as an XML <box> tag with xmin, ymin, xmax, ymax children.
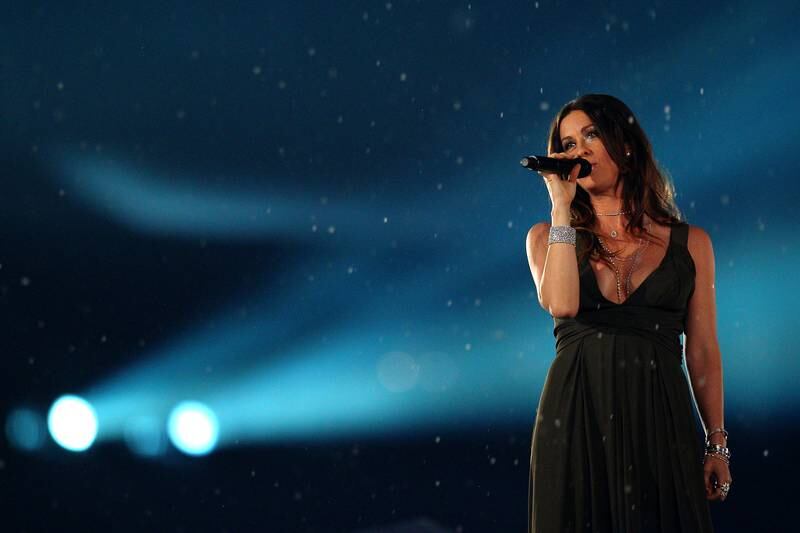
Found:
<box><xmin>5</xmin><ymin>408</ymin><xmax>46</xmax><ymax>451</ymax></box>
<box><xmin>167</xmin><ymin>401</ymin><xmax>219</xmax><ymax>456</ymax></box>
<box><xmin>47</xmin><ymin>395</ymin><xmax>99</xmax><ymax>452</ymax></box>
<box><xmin>123</xmin><ymin>415</ymin><xmax>167</xmax><ymax>457</ymax></box>
<box><xmin>376</xmin><ymin>351</ymin><xmax>420</xmax><ymax>392</ymax></box>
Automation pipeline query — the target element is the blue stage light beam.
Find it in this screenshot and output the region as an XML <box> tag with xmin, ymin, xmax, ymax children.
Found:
<box><xmin>123</xmin><ymin>415</ymin><xmax>168</xmax><ymax>457</ymax></box>
<box><xmin>47</xmin><ymin>395</ymin><xmax>99</xmax><ymax>452</ymax></box>
<box><xmin>47</xmin><ymin>150</ymin><xmax>419</xmax><ymax>243</ymax></box>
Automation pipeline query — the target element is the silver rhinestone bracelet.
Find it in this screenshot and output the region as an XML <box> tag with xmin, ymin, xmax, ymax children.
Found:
<box><xmin>548</xmin><ymin>225</ymin><xmax>576</xmax><ymax>247</ymax></box>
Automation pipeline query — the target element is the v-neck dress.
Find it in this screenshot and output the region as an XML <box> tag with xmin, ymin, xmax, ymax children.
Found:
<box><xmin>528</xmin><ymin>221</ymin><xmax>714</xmax><ymax>532</ymax></box>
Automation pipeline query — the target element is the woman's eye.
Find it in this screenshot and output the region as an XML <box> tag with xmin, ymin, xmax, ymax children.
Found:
<box><xmin>586</xmin><ymin>130</ymin><xmax>598</xmax><ymax>139</ymax></box>
<box><xmin>564</xmin><ymin>142</ymin><xmax>575</xmax><ymax>150</ymax></box>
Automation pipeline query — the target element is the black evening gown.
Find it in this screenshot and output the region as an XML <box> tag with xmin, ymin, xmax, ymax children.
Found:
<box><xmin>528</xmin><ymin>222</ymin><xmax>714</xmax><ymax>532</ymax></box>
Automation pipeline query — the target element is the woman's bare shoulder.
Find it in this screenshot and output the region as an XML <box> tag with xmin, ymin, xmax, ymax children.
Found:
<box><xmin>685</xmin><ymin>224</ymin><xmax>715</xmax><ymax>269</ymax></box>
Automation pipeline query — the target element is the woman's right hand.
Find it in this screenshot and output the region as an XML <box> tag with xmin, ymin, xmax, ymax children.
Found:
<box><xmin>538</xmin><ymin>151</ymin><xmax>581</xmax><ymax>209</ymax></box>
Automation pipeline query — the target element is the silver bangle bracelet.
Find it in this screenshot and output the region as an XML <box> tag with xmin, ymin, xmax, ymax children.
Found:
<box><xmin>548</xmin><ymin>225</ymin><xmax>576</xmax><ymax>247</ymax></box>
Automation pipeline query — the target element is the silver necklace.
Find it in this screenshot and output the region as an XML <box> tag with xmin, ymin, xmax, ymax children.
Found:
<box><xmin>595</xmin><ymin>209</ymin><xmax>630</xmax><ymax>238</ymax></box>
<box><xmin>596</xmin><ymin>222</ymin><xmax>653</xmax><ymax>303</ymax></box>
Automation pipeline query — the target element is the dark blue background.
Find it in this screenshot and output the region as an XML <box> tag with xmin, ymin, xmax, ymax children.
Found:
<box><xmin>1</xmin><ymin>1</ymin><xmax>796</xmax><ymax>531</ymax></box>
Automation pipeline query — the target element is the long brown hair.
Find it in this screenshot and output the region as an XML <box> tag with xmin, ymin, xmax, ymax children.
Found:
<box><xmin>546</xmin><ymin>93</ymin><xmax>685</xmax><ymax>266</ymax></box>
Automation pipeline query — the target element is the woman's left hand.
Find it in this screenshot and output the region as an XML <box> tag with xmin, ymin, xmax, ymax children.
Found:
<box><xmin>703</xmin><ymin>454</ymin><xmax>732</xmax><ymax>501</ymax></box>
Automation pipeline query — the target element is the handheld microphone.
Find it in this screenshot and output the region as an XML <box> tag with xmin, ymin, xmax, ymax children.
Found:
<box><xmin>520</xmin><ymin>156</ymin><xmax>592</xmax><ymax>179</ymax></box>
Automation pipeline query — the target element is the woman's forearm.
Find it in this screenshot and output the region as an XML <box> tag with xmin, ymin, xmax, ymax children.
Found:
<box><xmin>686</xmin><ymin>349</ymin><xmax>725</xmax><ymax>442</ymax></box>
<box><xmin>539</xmin><ymin>206</ymin><xmax>580</xmax><ymax>317</ymax></box>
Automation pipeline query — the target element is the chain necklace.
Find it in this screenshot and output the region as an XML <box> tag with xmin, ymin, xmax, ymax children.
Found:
<box><xmin>595</xmin><ymin>209</ymin><xmax>630</xmax><ymax>238</ymax></box>
<box><xmin>596</xmin><ymin>221</ymin><xmax>653</xmax><ymax>303</ymax></box>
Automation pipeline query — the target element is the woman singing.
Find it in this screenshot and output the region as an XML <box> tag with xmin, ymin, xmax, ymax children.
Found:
<box><xmin>525</xmin><ymin>94</ymin><xmax>731</xmax><ymax>532</ymax></box>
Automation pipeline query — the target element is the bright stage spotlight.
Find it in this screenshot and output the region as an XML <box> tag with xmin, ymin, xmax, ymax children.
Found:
<box><xmin>5</xmin><ymin>408</ymin><xmax>46</xmax><ymax>452</ymax></box>
<box><xmin>47</xmin><ymin>395</ymin><xmax>98</xmax><ymax>452</ymax></box>
<box><xmin>167</xmin><ymin>401</ymin><xmax>219</xmax><ymax>456</ymax></box>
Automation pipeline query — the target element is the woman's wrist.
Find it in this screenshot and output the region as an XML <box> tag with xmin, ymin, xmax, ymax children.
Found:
<box><xmin>551</xmin><ymin>206</ymin><xmax>572</xmax><ymax>226</ymax></box>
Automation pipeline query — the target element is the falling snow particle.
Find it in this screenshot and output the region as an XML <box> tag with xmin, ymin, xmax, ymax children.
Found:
<box><xmin>278</xmin><ymin>80</ymin><xmax>287</xmax><ymax>89</ymax></box>
<box><xmin>57</xmin><ymin>81</ymin><xmax>64</xmax><ymax>90</ymax></box>
<box><xmin>700</xmin><ymin>87</ymin><xmax>705</xmax><ymax>95</ymax></box>
<box><xmin>399</xmin><ymin>72</ymin><xmax>407</xmax><ymax>82</ymax></box>
<box><xmin>465</xmin><ymin>343</ymin><xmax>471</xmax><ymax>351</ymax></box>
<box><xmin>539</xmin><ymin>101</ymin><xmax>550</xmax><ymax>111</ymax></box>
<box><xmin>20</xmin><ymin>276</ymin><xmax>31</xmax><ymax>287</ymax></box>
<box><xmin>252</xmin><ymin>65</ymin><xmax>262</xmax><ymax>75</ymax></box>
<box><xmin>453</xmin><ymin>100</ymin><xmax>462</xmax><ymax>111</ymax></box>
<box><xmin>308</xmin><ymin>47</ymin><xmax>316</xmax><ymax>57</ymax></box>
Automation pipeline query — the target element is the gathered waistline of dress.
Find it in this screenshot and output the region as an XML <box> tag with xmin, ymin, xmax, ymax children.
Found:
<box><xmin>553</xmin><ymin>316</ymin><xmax>684</xmax><ymax>360</ymax></box>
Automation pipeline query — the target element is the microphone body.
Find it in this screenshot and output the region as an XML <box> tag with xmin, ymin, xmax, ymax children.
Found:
<box><xmin>520</xmin><ymin>156</ymin><xmax>592</xmax><ymax>179</ymax></box>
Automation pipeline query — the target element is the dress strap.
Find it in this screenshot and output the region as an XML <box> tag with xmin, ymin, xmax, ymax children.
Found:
<box><xmin>670</xmin><ymin>221</ymin><xmax>690</xmax><ymax>248</ymax></box>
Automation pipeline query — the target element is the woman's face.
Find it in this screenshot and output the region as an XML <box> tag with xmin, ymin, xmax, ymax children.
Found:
<box><xmin>558</xmin><ymin>110</ymin><xmax>620</xmax><ymax>189</ymax></box>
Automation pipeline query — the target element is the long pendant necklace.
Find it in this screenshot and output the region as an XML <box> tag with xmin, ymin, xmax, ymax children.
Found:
<box><xmin>596</xmin><ymin>222</ymin><xmax>652</xmax><ymax>303</ymax></box>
